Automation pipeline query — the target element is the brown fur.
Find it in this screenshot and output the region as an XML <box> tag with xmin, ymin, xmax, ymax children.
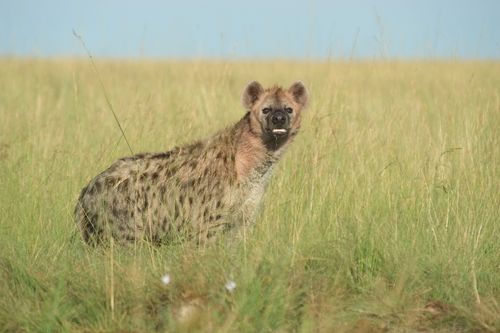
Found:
<box><xmin>74</xmin><ymin>81</ymin><xmax>308</xmax><ymax>244</ymax></box>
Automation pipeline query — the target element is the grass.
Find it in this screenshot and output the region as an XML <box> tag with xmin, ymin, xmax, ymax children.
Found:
<box><xmin>0</xmin><ymin>58</ymin><xmax>499</xmax><ymax>332</ymax></box>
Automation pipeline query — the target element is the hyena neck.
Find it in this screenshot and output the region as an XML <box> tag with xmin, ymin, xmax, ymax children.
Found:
<box><xmin>233</xmin><ymin>112</ymin><xmax>289</xmax><ymax>182</ymax></box>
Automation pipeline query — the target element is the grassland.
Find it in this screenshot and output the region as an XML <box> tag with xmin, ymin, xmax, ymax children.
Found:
<box><xmin>0</xmin><ymin>59</ymin><xmax>498</xmax><ymax>332</ymax></box>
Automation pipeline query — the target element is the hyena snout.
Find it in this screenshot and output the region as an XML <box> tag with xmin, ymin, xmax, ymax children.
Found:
<box><xmin>271</xmin><ymin>110</ymin><xmax>288</xmax><ymax>126</ymax></box>
<box><xmin>268</xmin><ymin>110</ymin><xmax>290</xmax><ymax>135</ymax></box>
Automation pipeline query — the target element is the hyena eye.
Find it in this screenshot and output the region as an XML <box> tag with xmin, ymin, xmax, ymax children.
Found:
<box><xmin>285</xmin><ymin>107</ymin><xmax>293</xmax><ymax>114</ymax></box>
<box><xmin>262</xmin><ymin>108</ymin><xmax>271</xmax><ymax>114</ymax></box>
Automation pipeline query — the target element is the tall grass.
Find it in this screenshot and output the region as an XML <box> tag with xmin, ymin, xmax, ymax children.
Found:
<box><xmin>0</xmin><ymin>59</ymin><xmax>498</xmax><ymax>332</ymax></box>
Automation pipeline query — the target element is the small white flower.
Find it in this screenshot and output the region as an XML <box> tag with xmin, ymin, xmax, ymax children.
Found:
<box><xmin>161</xmin><ymin>274</ymin><xmax>171</xmax><ymax>285</ymax></box>
<box><xmin>225</xmin><ymin>280</ymin><xmax>236</xmax><ymax>292</ymax></box>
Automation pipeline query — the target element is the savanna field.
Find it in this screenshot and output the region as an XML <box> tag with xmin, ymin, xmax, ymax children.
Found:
<box><xmin>0</xmin><ymin>59</ymin><xmax>498</xmax><ymax>332</ymax></box>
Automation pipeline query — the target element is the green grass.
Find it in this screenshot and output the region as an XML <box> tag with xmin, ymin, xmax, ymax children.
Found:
<box><xmin>0</xmin><ymin>59</ymin><xmax>499</xmax><ymax>332</ymax></box>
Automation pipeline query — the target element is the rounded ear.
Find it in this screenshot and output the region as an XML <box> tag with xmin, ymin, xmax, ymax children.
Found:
<box><xmin>242</xmin><ymin>81</ymin><xmax>264</xmax><ymax>110</ymax></box>
<box><xmin>288</xmin><ymin>81</ymin><xmax>308</xmax><ymax>108</ymax></box>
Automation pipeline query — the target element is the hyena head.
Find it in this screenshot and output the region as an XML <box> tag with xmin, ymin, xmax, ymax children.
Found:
<box><xmin>242</xmin><ymin>81</ymin><xmax>308</xmax><ymax>149</ymax></box>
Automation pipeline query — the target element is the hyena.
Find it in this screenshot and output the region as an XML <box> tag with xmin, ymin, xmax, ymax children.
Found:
<box><xmin>74</xmin><ymin>81</ymin><xmax>308</xmax><ymax>244</ymax></box>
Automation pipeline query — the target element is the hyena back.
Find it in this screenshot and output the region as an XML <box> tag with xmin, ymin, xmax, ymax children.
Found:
<box><xmin>74</xmin><ymin>81</ymin><xmax>308</xmax><ymax>244</ymax></box>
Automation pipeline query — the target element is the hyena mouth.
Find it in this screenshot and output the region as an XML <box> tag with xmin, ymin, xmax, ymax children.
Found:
<box><xmin>271</xmin><ymin>128</ymin><xmax>288</xmax><ymax>135</ymax></box>
<box><xmin>267</xmin><ymin>128</ymin><xmax>289</xmax><ymax>138</ymax></box>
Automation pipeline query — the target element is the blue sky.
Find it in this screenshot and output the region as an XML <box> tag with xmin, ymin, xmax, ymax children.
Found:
<box><xmin>1</xmin><ymin>0</ymin><xmax>499</xmax><ymax>59</ymax></box>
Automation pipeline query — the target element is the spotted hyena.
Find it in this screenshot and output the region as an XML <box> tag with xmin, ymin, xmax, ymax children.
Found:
<box><xmin>74</xmin><ymin>81</ymin><xmax>308</xmax><ymax>244</ymax></box>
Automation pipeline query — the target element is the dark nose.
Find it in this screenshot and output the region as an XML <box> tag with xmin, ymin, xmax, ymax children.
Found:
<box><xmin>271</xmin><ymin>111</ymin><xmax>287</xmax><ymax>126</ymax></box>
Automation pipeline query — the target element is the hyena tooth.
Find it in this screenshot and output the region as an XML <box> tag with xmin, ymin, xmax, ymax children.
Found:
<box><xmin>272</xmin><ymin>129</ymin><xmax>287</xmax><ymax>134</ymax></box>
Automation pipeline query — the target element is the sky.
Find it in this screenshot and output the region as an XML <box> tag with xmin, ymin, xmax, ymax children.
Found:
<box><xmin>1</xmin><ymin>0</ymin><xmax>499</xmax><ymax>59</ymax></box>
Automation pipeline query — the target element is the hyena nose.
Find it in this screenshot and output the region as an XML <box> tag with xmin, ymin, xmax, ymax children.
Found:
<box><xmin>271</xmin><ymin>111</ymin><xmax>287</xmax><ymax>126</ymax></box>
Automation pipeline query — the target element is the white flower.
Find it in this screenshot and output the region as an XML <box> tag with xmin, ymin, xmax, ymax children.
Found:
<box><xmin>225</xmin><ymin>280</ymin><xmax>236</xmax><ymax>292</ymax></box>
<box><xmin>161</xmin><ymin>274</ymin><xmax>171</xmax><ymax>285</ymax></box>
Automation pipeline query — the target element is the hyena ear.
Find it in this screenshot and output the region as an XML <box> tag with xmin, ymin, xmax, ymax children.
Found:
<box><xmin>242</xmin><ymin>81</ymin><xmax>264</xmax><ymax>110</ymax></box>
<box><xmin>288</xmin><ymin>81</ymin><xmax>309</xmax><ymax>108</ymax></box>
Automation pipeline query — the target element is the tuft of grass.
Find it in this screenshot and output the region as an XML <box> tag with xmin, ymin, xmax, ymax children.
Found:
<box><xmin>0</xmin><ymin>58</ymin><xmax>499</xmax><ymax>332</ymax></box>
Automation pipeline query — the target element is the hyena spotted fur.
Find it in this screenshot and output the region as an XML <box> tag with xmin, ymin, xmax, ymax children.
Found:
<box><xmin>74</xmin><ymin>81</ymin><xmax>308</xmax><ymax>244</ymax></box>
